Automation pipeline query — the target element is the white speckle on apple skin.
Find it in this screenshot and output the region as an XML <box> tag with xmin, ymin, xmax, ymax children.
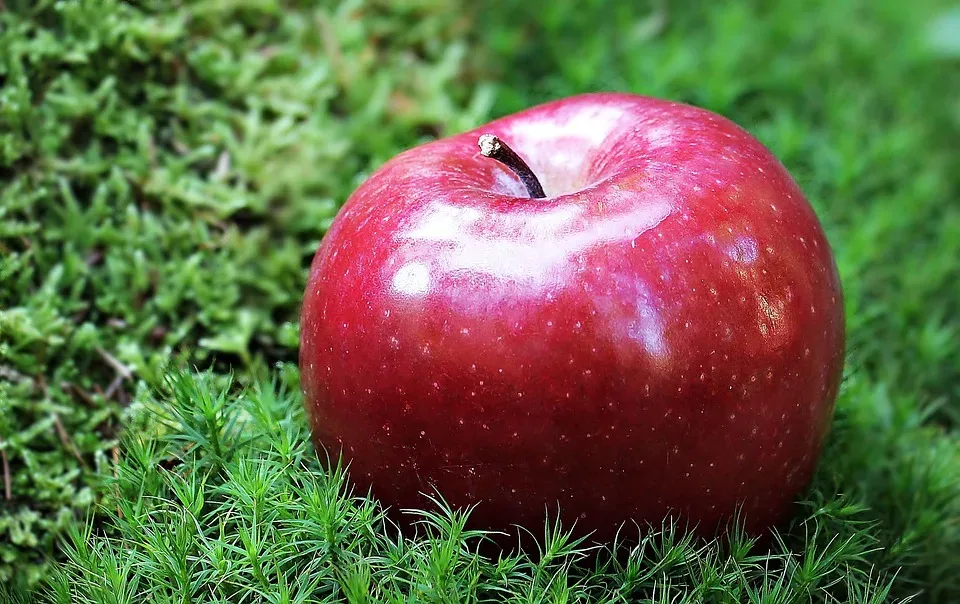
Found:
<box><xmin>726</xmin><ymin>236</ymin><xmax>759</xmax><ymax>264</ymax></box>
<box><xmin>391</xmin><ymin>262</ymin><xmax>431</xmax><ymax>296</ymax></box>
<box><xmin>642</xmin><ymin>122</ymin><xmax>679</xmax><ymax>148</ymax></box>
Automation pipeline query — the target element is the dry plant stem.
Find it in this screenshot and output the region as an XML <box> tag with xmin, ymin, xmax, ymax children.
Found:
<box><xmin>53</xmin><ymin>414</ymin><xmax>87</xmax><ymax>467</ymax></box>
<box><xmin>1</xmin><ymin>448</ymin><xmax>10</xmax><ymax>501</ymax></box>
<box><xmin>104</xmin><ymin>375</ymin><xmax>125</xmax><ymax>400</ymax></box>
<box><xmin>478</xmin><ymin>134</ymin><xmax>546</xmax><ymax>199</ymax></box>
<box><xmin>97</xmin><ymin>346</ymin><xmax>133</xmax><ymax>403</ymax></box>
<box><xmin>97</xmin><ymin>347</ymin><xmax>133</xmax><ymax>380</ymax></box>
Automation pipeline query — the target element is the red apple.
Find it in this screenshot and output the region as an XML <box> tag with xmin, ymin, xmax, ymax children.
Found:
<box><xmin>300</xmin><ymin>93</ymin><xmax>844</xmax><ymax>540</ymax></box>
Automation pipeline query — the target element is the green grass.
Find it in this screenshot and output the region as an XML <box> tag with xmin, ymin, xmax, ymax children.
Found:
<box><xmin>0</xmin><ymin>0</ymin><xmax>958</xmax><ymax>601</ymax></box>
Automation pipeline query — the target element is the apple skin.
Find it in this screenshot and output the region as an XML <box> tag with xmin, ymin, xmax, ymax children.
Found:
<box><xmin>300</xmin><ymin>93</ymin><xmax>844</xmax><ymax>539</ymax></box>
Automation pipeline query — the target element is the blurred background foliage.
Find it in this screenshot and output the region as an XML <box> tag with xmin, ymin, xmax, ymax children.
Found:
<box><xmin>0</xmin><ymin>0</ymin><xmax>958</xmax><ymax>600</ymax></box>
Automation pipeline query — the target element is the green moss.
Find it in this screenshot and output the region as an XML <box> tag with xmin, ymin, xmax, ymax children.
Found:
<box><xmin>0</xmin><ymin>0</ymin><xmax>488</xmax><ymax>586</ymax></box>
<box><xmin>38</xmin><ymin>371</ymin><xmax>923</xmax><ymax>603</ymax></box>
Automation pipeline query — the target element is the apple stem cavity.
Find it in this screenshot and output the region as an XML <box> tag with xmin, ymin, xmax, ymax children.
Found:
<box><xmin>478</xmin><ymin>134</ymin><xmax>546</xmax><ymax>199</ymax></box>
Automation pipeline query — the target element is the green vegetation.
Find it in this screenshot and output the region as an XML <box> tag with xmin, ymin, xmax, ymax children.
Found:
<box><xmin>0</xmin><ymin>0</ymin><xmax>957</xmax><ymax>601</ymax></box>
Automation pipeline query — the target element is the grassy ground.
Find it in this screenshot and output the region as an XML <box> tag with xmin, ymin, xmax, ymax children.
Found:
<box><xmin>0</xmin><ymin>0</ymin><xmax>957</xmax><ymax>601</ymax></box>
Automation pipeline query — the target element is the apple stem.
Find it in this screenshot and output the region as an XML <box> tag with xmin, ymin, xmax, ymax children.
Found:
<box><xmin>478</xmin><ymin>134</ymin><xmax>546</xmax><ymax>199</ymax></box>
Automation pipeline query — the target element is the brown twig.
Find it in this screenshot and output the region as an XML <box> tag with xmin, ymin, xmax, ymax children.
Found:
<box><xmin>1</xmin><ymin>447</ymin><xmax>11</xmax><ymax>501</ymax></box>
<box><xmin>117</xmin><ymin>383</ymin><xmax>130</xmax><ymax>406</ymax></box>
<box><xmin>0</xmin><ymin>366</ymin><xmax>28</xmax><ymax>383</ymax></box>
<box><xmin>112</xmin><ymin>446</ymin><xmax>122</xmax><ymax>518</ymax></box>
<box><xmin>96</xmin><ymin>347</ymin><xmax>133</xmax><ymax>380</ymax></box>
<box><xmin>62</xmin><ymin>381</ymin><xmax>96</xmax><ymax>407</ymax></box>
<box><xmin>104</xmin><ymin>375</ymin><xmax>125</xmax><ymax>400</ymax></box>
<box><xmin>53</xmin><ymin>414</ymin><xmax>87</xmax><ymax>468</ymax></box>
<box><xmin>95</xmin><ymin>347</ymin><xmax>136</xmax><ymax>404</ymax></box>
<box><xmin>477</xmin><ymin>134</ymin><xmax>546</xmax><ymax>199</ymax></box>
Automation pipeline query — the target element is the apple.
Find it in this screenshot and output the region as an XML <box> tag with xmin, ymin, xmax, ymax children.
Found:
<box><xmin>300</xmin><ymin>93</ymin><xmax>844</xmax><ymax>540</ymax></box>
